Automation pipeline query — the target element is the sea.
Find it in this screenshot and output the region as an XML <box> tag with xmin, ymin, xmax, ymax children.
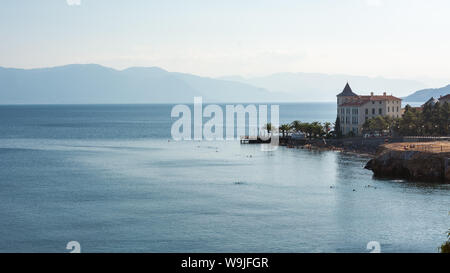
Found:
<box><xmin>0</xmin><ymin>103</ymin><xmax>448</xmax><ymax>253</ymax></box>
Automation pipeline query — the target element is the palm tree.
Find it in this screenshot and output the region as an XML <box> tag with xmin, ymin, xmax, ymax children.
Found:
<box><xmin>310</xmin><ymin>121</ymin><xmax>323</xmax><ymax>138</ymax></box>
<box><xmin>323</xmin><ymin>122</ymin><xmax>332</xmax><ymax>138</ymax></box>
<box><xmin>279</xmin><ymin>124</ymin><xmax>292</xmax><ymax>138</ymax></box>
<box><xmin>290</xmin><ymin>120</ymin><xmax>302</xmax><ymax>133</ymax></box>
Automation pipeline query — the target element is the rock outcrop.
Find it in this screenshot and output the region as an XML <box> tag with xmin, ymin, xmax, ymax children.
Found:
<box><xmin>365</xmin><ymin>143</ymin><xmax>450</xmax><ymax>182</ymax></box>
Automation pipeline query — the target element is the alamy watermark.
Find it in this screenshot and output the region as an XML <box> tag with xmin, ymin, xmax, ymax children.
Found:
<box><xmin>170</xmin><ymin>97</ymin><xmax>279</xmax><ymax>150</ymax></box>
<box><xmin>66</xmin><ymin>241</ymin><xmax>81</xmax><ymax>253</ymax></box>
<box><xmin>366</xmin><ymin>241</ymin><xmax>381</xmax><ymax>253</ymax></box>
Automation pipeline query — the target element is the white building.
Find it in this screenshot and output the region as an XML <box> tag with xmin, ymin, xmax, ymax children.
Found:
<box><xmin>337</xmin><ymin>83</ymin><xmax>402</xmax><ymax>135</ymax></box>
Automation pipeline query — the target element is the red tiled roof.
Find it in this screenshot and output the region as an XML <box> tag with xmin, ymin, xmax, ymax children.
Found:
<box><xmin>359</xmin><ymin>95</ymin><xmax>402</xmax><ymax>101</ymax></box>
<box><xmin>340</xmin><ymin>94</ymin><xmax>401</xmax><ymax>107</ymax></box>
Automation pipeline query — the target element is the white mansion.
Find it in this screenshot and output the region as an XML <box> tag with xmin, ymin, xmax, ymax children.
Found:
<box><xmin>337</xmin><ymin>83</ymin><xmax>402</xmax><ymax>135</ymax></box>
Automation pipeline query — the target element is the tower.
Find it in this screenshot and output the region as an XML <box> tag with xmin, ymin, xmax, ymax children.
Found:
<box><xmin>336</xmin><ymin>82</ymin><xmax>358</xmax><ymax>106</ymax></box>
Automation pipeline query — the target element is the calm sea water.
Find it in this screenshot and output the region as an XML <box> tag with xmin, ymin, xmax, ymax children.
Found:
<box><xmin>0</xmin><ymin>103</ymin><xmax>448</xmax><ymax>253</ymax></box>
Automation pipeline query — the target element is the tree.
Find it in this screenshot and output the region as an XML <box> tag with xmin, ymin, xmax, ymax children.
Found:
<box><xmin>290</xmin><ymin>120</ymin><xmax>302</xmax><ymax>133</ymax></box>
<box><xmin>396</xmin><ymin>102</ymin><xmax>449</xmax><ymax>136</ymax></box>
<box><xmin>440</xmin><ymin>229</ymin><xmax>450</xmax><ymax>253</ymax></box>
<box><xmin>303</xmin><ymin>123</ymin><xmax>314</xmax><ymax>139</ymax></box>
<box><xmin>398</xmin><ymin>105</ymin><xmax>420</xmax><ymax>136</ymax></box>
<box><xmin>279</xmin><ymin>124</ymin><xmax>291</xmax><ymax>138</ymax></box>
<box><xmin>323</xmin><ymin>122</ymin><xmax>332</xmax><ymax>138</ymax></box>
<box><xmin>372</xmin><ymin>116</ymin><xmax>389</xmax><ymax>132</ymax></box>
<box><xmin>310</xmin><ymin>121</ymin><xmax>324</xmax><ymax>138</ymax></box>
<box><xmin>334</xmin><ymin>117</ymin><xmax>342</xmax><ymax>138</ymax></box>
<box><xmin>438</xmin><ymin>102</ymin><xmax>450</xmax><ymax>135</ymax></box>
<box><xmin>362</xmin><ymin>116</ymin><xmax>389</xmax><ymax>134</ymax></box>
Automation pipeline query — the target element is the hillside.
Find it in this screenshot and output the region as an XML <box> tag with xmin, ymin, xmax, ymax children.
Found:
<box><xmin>0</xmin><ymin>64</ymin><xmax>282</xmax><ymax>104</ymax></box>
<box><xmin>402</xmin><ymin>85</ymin><xmax>450</xmax><ymax>103</ymax></box>
<box><xmin>219</xmin><ymin>72</ymin><xmax>427</xmax><ymax>101</ymax></box>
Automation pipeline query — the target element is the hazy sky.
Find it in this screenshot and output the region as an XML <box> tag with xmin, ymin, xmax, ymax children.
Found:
<box><xmin>1</xmin><ymin>0</ymin><xmax>450</xmax><ymax>83</ymax></box>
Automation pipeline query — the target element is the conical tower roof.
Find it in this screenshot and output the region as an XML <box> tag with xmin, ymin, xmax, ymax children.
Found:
<box><xmin>337</xmin><ymin>83</ymin><xmax>358</xmax><ymax>97</ymax></box>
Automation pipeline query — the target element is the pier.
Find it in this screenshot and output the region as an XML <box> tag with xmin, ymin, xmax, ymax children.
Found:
<box><xmin>240</xmin><ymin>136</ymin><xmax>271</xmax><ymax>144</ymax></box>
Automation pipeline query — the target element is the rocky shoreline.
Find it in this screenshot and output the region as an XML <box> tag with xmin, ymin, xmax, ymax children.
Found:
<box><xmin>280</xmin><ymin>137</ymin><xmax>450</xmax><ymax>182</ymax></box>
<box><xmin>281</xmin><ymin>136</ymin><xmax>395</xmax><ymax>157</ymax></box>
<box><xmin>365</xmin><ymin>142</ymin><xmax>450</xmax><ymax>182</ymax></box>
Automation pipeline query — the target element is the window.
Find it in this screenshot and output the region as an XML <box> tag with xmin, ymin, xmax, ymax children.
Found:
<box><xmin>372</xmin><ymin>101</ymin><xmax>375</xmax><ymax>104</ymax></box>
<box><xmin>352</xmin><ymin>116</ymin><xmax>358</xmax><ymax>125</ymax></box>
<box><xmin>379</xmin><ymin>108</ymin><xmax>382</xmax><ymax>115</ymax></box>
<box><xmin>397</xmin><ymin>107</ymin><xmax>399</xmax><ymax>112</ymax></box>
<box><xmin>372</xmin><ymin>108</ymin><xmax>375</xmax><ymax>115</ymax></box>
<box><xmin>379</xmin><ymin>101</ymin><xmax>382</xmax><ymax>104</ymax></box>
<box><xmin>387</xmin><ymin>107</ymin><xmax>390</xmax><ymax>112</ymax></box>
<box><xmin>346</xmin><ymin>108</ymin><xmax>350</xmax><ymax>115</ymax></box>
<box><xmin>352</xmin><ymin>108</ymin><xmax>358</xmax><ymax>115</ymax></box>
<box><xmin>346</xmin><ymin>117</ymin><xmax>350</xmax><ymax>124</ymax></box>
<box><xmin>365</xmin><ymin>109</ymin><xmax>368</xmax><ymax>115</ymax></box>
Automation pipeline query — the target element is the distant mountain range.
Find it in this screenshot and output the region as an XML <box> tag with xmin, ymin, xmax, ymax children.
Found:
<box><xmin>219</xmin><ymin>73</ymin><xmax>427</xmax><ymax>101</ymax></box>
<box><xmin>0</xmin><ymin>64</ymin><xmax>284</xmax><ymax>104</ymax></box>
<box><xmin>0</xmin><ymin>64</ymin><xmax>447</xmax><ymax>104</ymax></box>
<box><xmin>402</xmin><ymin>85</ymin><xmax>450</xmax><ymax>103</ymax></box>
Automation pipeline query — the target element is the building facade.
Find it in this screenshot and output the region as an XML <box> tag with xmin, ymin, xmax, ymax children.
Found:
<box><xmin>439</xmin><ymin>94</ymin><xmax>450</xmax><ymax>104</ymax></box>
<box><xmin>337</xmin><ymin>83</ymin><xmax>402</xmax><ymax>135</ymax></box>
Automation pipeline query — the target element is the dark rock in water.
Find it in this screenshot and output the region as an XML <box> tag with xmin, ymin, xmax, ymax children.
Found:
<box><xmin>365</xmin><ymin>145</ymin><xmax>450</xmax><ymax>182</ymax></box>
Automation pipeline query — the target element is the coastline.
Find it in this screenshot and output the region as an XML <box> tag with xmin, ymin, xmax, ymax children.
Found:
<box><xmin>279</xmin><ymin>136</ymin><xmax>393</xmax><ymax>157</ymax></box>
<box><xmin>278</xmin><ymin>137</ymin><xmax>450</xmax><ymax>182</ymax></box>
<box><xmin>365</xmin><ymin>142</ymin><xmax>450</xmax><ymax>182</ymax></box>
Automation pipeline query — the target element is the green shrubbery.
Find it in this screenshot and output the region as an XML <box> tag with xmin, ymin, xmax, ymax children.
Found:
<box><xmin>363</xmin><ymin>101</ymin><xmax>449</xmax><ymax>136</ymax></box>
<box><xmin>278</xmin><ymin>121</ymin><xmax>334</xmax><ymax>139</ymax></box>
<box><xmin>440</xmin><ymin>229</ymin><xmax>450</xmax><ymax>253</ymax></box>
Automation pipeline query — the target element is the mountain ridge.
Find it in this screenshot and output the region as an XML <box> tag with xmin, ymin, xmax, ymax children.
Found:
<box><xmin>402</xmin><ymin>85</ymin><xmax>450</xmax><ymax>103</ymax></box>
<box><xmin>218</xmin><ymin>72</ymin><xmax>428</xmax><ymax>101</ymax></box>
<box><xmin>0</xmin><ymin>64</ymin><xmax>446</xmax><ymax>104</ymax></box>
<box><xmin>0</xmin><ymin>64</ymin><xmax>286</xmax><ymax>104</ymax></box>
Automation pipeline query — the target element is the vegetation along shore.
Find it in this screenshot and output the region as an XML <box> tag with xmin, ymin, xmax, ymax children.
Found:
<box><xmin>258</xmin><ymin>95</ymin><xmax>450</xmax><ymax>183</ymax></box>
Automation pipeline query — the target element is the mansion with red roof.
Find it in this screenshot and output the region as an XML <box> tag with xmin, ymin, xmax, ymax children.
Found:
<box><xmin>337</xmin><ymin>83</ymin><xmax>402</xmax><ymax>135</ymax></box>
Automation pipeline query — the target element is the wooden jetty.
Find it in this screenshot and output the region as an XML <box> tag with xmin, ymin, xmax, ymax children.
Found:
<box><xmin>240</xmin><ymin>136</ymin><xmax>271</xmax><ymax>144</ymax></box>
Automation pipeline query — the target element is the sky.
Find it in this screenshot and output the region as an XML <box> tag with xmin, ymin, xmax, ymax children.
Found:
<box><xmin>1</xmin><ymin>0</ymin><xmax>450</xmax><ymax>85</ymax></box>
